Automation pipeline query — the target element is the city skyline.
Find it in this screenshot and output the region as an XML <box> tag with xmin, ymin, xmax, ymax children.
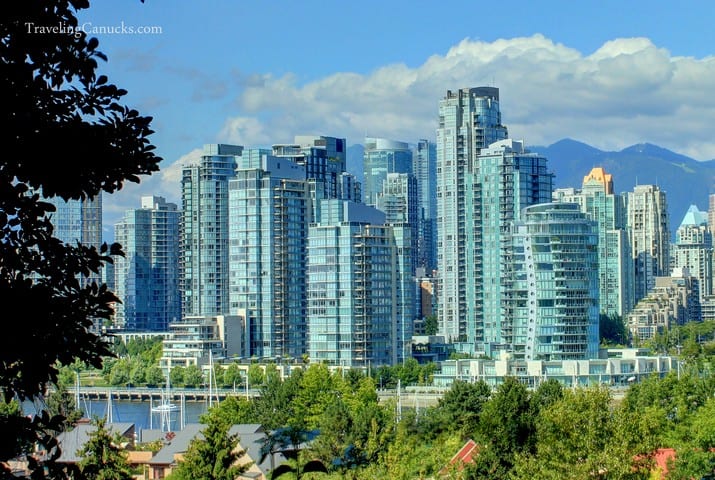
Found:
<box><xmin>69</xmin><ymin>1</ymin><xmax>715</xmax><ymax>238</ymax></box>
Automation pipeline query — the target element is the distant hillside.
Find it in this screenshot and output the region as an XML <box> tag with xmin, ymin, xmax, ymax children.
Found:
<box><xmin>531</xmin><ymin>139</ymin><xmax>715</xmax><ymax>234</ymax></box>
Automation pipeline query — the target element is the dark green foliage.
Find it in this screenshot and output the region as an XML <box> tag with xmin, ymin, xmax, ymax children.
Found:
<box><xmin>45</xmin><ymin>385</ymin><xmax>83</xmax><ymax>432</ymax></box>
<box><xmin>0</xmin><ymin>0</ymin><xmax>160</xmax><ymax>476</ymax></box>
<box><xmin>435</xmin><ymin>379</ymin><xmax>491</xmax><ymax>437</ymax></box>
<box><xmin>473</xmin><ymin>377</ymin><xmax>534</xmax><ymax>476</ymax></box>
<box><xmin>170</xmin><ymin>416</ymin><xmax>248</xmax><ymax>480</ymax></box>
<box><xmin>76</xmin><ymin>417</ymin><xmax>133</xmax><ymax>480</ymax></box>
<box><xmin>600</xmin><ymin>314</ymin><xmax>629</xmax><ymax>346</ymax></box>
<box><xmin>423</xmin><ymin>314</ymin><xmax>438</xmax><ymax>336</ymax></box>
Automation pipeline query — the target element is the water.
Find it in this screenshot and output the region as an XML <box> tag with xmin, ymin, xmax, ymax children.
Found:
<box><xmin>22</xmin><ymin>397</ymin><xmax>210</xmax><ymax>433</ymax></box>
<box><xmin>80</xmin><ymin>398</ymin><xmax>209</xmax><ymax>432</ymax></box>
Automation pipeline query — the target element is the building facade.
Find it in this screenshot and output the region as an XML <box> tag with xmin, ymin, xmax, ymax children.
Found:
<box><xmin>413</xmin><ymin>139</ymin><xmax>437</xmax><ymax>273</ymax></box>
<box><xmin>627</xmin><ymin>184</ymin><xmax>671</xmax><ymax>303</ymax></box>
<box><xmin>504</xmin><ymin>203</ymin><xmax>600</xmax><ymax>361</ymax></box>
<box><xmin>553</xmin><ymin>167</ymin><xmax>634</xmax><ymax>317</ymax></box>
<box><xmin>228</xmin><ymin>151</ymin><xmax>314</xmax><ymax>359</ymax></box>
<box><xmin>307</xmin><ymin>200</ymin><xmax>414</xmax><ymax>367</ymax></box>
<box><xmin>376</xmin><ymin>172</ymin><xmax>419</xmax><ymax>275</ymax></box>
<box><xmin>672</xmin><ymin>205</ymin><xmax>712</xmax><ymax>304</ymax></box>
<box><xmin>436</xmin><ymin>87</ymin><xmax>509</xmax><ymax>347</ymax></box>
<box><xmin>362</xmin><ymin>137</ymin><xmax>413</xmax><ymax>207</ymax></box>
<box><xmin>114</xmin><ymin>196</ymin><xmax>180</xmax><ymax>331</ymax></box>
<box><xmin>181</xmin><ymin>144</ymin><xmax>241</xmax><ymax>317</ymax></box>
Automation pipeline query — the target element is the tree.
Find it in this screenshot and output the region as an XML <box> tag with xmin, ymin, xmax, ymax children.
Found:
<box><xmin>423</xmin><ymin>315</ymin><xmax>438</xmax><ymax>336</ymax></box>
<box><xmin>184</xmin><ymin>364</ymin><xmax>204</xmax><ymax>388</ymax></box>
<box><xmin>472</xmin><ymin>377</ymin><xmax>533</xmax><ymax>477</ymax></box>
<box><xmin>599</xmin><ymin>314</ymin><xmax>629</xmax><ymax>346</ymax></box>
<box><xmin>435</xmin><ymin>380</ymin><xmax>491</xmax><ymax>437</ymax></box>
<box><xmin>170</xmin><ymin>415</ymin><xmax>248</xmax><ymax>480</ymax></box>
<box><xmin>76</xmin><ymin>417</ymin><xmax>134</xmax><ymax>480</ymax></box>
<box><xmin>0</xmin><ymin>1</ymin><xmax>161</xmax><ymax>476</ymax></box>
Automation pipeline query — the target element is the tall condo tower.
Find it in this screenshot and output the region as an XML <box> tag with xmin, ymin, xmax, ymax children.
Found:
<box><xmin>228</xmin><ymin>151</ymin><xmax>314</xmax><ymax>359</ymax></box>
<box><xmin>46</xmin><ymin>194</ymin><xmax>103</xmax><ymax>286</ymax></box>
<box><xmin>672</xmin><ymin>205</ymin><xmax>712</xmax><ymax>303</ymax></box>
<box><xmin>181</xmin><ymin>144</ymin><xmax>241</xmax><ymax>317</ymax></box>
<box><xmin>114</xmin><ymin>196</ymin><xmax>180</xmax><ymax>331</ymax></box>
<box><xmin>505</xmin><ymin>203</ymin><xmax>599</xmax><ymax>360</ymax></box>
<box><xmin>307</xmin><ymin>200</ymin><xmax>414</xmax><ymax>367</ymax></box>
<box><xmin>413</xmin><ymin>139</ymin><xmax>438</xmax><ymax>273</ymax></box>
<box><xmin>627</xmin><ymin>185</ymin><xmax>671</xmax><ymax>303</ymax></box>
<box><xmin>436</xmin><ymin>87</ymin><xmax>509</xmax><ymax>347</ymax></box>
<box><xmin>376</xmin><ymin>172</ymin><xmax>420</xmax><ymax>275</ymax></box>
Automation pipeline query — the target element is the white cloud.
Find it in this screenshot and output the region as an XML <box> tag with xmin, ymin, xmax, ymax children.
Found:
<box><xmin>219</xmin><ymin>34</ymin><xmax>715</xmax><ymax>160</ymax></box>
<box><xmin>101</xmin><ymin>34</ymin><xmax>715</xmax><ymax>237</ymax></box>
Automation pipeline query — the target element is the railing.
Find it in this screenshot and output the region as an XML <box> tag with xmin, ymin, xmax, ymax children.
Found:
<box><xmin>75</xmin><ymin>386</ymin><xmax>261</xmax><ymax>402</ymax></box>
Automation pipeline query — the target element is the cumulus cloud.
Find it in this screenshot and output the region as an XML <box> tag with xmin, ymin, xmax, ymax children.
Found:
<box><xmin>101</xmin><ymin>148</ymin><xmax>203</xmax><ymax>239</ymax></box>
<box><xmin>221</xmin><ymin>34</ymin><xmax>715</xmax><ymax>160</ymax></box>
<box><xmin>101</xmin><ymin>34</ymin><xmax>715</xmax><ymax>236</ymax></box>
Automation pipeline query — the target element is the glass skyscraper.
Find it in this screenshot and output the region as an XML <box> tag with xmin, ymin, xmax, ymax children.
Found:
<box><xmin>672</xmin><ymin>205</ymin><xmax>712</xmax><ymax>303</ymax></box>
<box><xmin>436</xmin><ymin>87</ymin><xmax>509</xmax><ymax>346</ymax></box>
<box><xmin>627</xmin><ymin>185</ymin><xmax>671</xmax><ymax>303</ymax></box>
<box><xmin>376</xmin><ymin>172</ymin><xmax>419</xmax><ymax>275</ymax></box>
<box><xmin>114</xmin><ymin>196</ymin><xmax>180</xmax><ymax>331</ymax></box>
<box><xmin>505</xmin><ymin>203</ymin><xmax>599</xmax><ymax>360</ymax></box>
<box><xmin>44</xmin><ymin>194</ymin><xmax>103</xmax><ymax>289</ymax></box>
<box><xmin>413</xmin><ymin>139</ymin><xmax>437</xmax><ymax>273</ymax></box>
<box><xmin>307</xmin><ymin>200</ymin><xmax>413</xmax><ymax>367</ymax></box>
<box><xmin>181</xmin><ymin>144</ymin><xmax>241</xmax><ymax>317</ymax></box>
<box><xmin>228</xmin><ymin>151</ymin><xmax>313</xmax><ymax>359</ymax></box>
<box><xmin>362</xmin><ymin>137</ymin><xmax>413</xmax><ymax>207</ymax></box>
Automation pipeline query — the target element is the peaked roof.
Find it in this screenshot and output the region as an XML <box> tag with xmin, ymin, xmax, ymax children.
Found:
<box><xmin>439</xmin><ymin>438</ymin><xmax>479</xmax><ymax>476</ymax></box>
<box><xmin>583</xmin><ymin>167</ymin><xmax>613</xmax><ymax>194</ymax></box>
<box><xmin>55</xmin><ymin>422</ymin><xmax>135</xmax><ymax>464</ymax></box>
<box><xmin>679</xmin><ymin>204</ymin><xmax>708</xmax><ymax>229</ymax></box>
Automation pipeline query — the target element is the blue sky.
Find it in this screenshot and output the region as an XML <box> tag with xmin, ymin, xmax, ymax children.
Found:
<box><xmin>74</xmin><ymin>0</ymin><xmax>715</xmax><ymax>238</ymax></box>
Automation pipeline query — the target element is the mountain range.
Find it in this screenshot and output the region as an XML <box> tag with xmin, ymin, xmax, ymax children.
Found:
<box><xmin>346</xmin><ymin>139</ymin><xmax>715</xmax><ymax>237</ymax></box>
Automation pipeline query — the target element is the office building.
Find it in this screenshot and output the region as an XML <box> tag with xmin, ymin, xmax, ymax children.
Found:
<box><xmin>362</xmin><ymin>137</ymin><xmax>412</xmax><ymax>206</ymax></box>
<box><xmin>114</xmin><ymin>196</ymin><xmax>180</xmax><ymax>331</ymax></box>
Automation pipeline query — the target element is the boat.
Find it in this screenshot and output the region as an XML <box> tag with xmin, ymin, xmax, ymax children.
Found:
<box><xmin>150</xmin><ymin>370</ymin><xmax>182</xmax><ymax>432</ymax></box>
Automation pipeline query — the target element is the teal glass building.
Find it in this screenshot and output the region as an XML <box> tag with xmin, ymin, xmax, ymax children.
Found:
<box><xmin>362</xmin><ymin>137</ymin><xmax>413</xmax><ymax>207</ymax></box>
<box><xmin>114</xmin><ymin>196</ymin><xmax>180</xmax><ymax>331</ymax></box>
<box><xmin>228</xmin><ymin>151</ymin><xmax>312</xmax><ymax>359</ymax></box>
<box><xmin>553</xmin><ymin>167</ymin><xmax>634</xmax><ymax>317</ymax></box>
<box><xmin>436</xmin><ymin>87</ymin><xmax>509</xmax><ymax>346</ymax></box>
<box><xmin>307</xmin><ymin>200</ymin><xmax>414</xmax><ymax>367</ymax></box>
<box><xmin>181</xmin><ymin>144</ymin><xmax>241</xmax><ymax>317</ymax></box>
<box><xmin>505</xmin><ymin>203</ymin><xmax>600</xmax><ymax>360</ymax></box>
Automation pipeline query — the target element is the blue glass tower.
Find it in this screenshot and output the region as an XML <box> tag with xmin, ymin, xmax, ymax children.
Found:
<box><xmin>114</xmin><ymin>196</ymin><xmax>180</xmax><ymax>331</ymax></box>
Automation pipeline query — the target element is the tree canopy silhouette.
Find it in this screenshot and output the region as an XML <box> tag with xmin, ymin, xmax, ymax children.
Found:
<box><xmin>0</xmin><ymin>0</ymin><xmax>160</xmax><ymax>477</ymax></box>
